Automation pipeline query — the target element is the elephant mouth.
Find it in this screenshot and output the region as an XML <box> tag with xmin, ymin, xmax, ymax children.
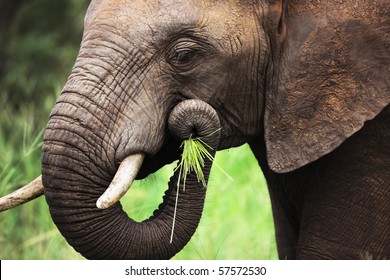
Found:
<box><xmin>136</xmin><ymin>137</ymin><xmax>182</xmax><ymax>180</ymax></box>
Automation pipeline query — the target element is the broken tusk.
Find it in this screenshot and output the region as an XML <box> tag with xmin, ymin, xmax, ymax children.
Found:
<box><xmin>0</xmin><ymin>175</ymin><xmax>44</xmax><ymax>212</ymax></box>
<box><xmin>96</xmin><ymin>153</ymin><xmax>145</xmax><ymax>209</ymax></box>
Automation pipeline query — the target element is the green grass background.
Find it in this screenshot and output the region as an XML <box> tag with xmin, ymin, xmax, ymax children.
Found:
<box><xmin>0</xmin><ymin>0</ymin><xmax>277</xmax><ymax>260</ymax></box>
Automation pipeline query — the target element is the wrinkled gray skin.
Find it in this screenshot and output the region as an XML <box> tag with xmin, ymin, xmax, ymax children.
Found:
<box><xmin>41</xmin><ymin>0</ymin><xmax>390</xmax><ymax>259</ymax></box>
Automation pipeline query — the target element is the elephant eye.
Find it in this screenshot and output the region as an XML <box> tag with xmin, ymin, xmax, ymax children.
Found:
<box><xmin>167</xmin><ymin>40</ymin><xmax>204</xmax><ymax>70</ymax></box>
<box><xmin>169</xmin><ymin>48</ymin><xmax>199</xmax><ymax>70</ymax></box>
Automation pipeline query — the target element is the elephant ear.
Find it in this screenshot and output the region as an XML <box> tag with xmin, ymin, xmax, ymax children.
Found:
<box><xmin>264</xmin><ymin>0</ymin><xmax>390</xmax><ymax>173</ymax></box>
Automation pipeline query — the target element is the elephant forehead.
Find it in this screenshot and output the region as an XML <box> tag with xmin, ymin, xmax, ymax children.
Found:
<box><xmin>84</xmin><ymin>0</ymin><xmax>255</xmax><ymax>46</ymax></box>
<box><xmin>85</xmin><ymin>0</ymin><xmax>201</xmax><ymax>35</ymax></box>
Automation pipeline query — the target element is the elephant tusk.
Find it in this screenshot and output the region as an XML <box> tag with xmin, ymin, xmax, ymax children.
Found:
<box><xmin>96</xmin><ymin>153</ymin><xmax>145</xmax><ymax>209</ymax></box>
<box><xmin>0</xmin><ymin>175</ymin><xmax>44</xmax><ymax>212</ymax></box>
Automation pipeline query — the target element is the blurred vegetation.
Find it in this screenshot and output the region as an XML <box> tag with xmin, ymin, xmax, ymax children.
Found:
<box><xmin>0</xmin><ymin>0</ymin><xmax>89</xmax><ymax>111</ymax></box>
<box><xmin>0</xmin><ymin>0</ymin><xmax>277</xmax><ymax>259</ymax></box>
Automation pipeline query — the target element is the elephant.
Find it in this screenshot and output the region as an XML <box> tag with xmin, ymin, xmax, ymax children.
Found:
<box><xmin>0</xmin><ymin>0</ymin><xmax>389</xmax><ymax>259</ymax></box>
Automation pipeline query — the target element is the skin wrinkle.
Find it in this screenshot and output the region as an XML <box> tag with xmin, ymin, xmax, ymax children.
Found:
<box><xmin>44</xmin><ymin>119</ymin><xmax>103</xmax><ymax>164</ymax></box>
<box><xmin>56</xmin><ymin>91</ymin><xmax>120</xmax><ymax>156</ymax></box>
<box><xmin>97</xmin><ymin>60</ymin><xmax>129</xmax><ymax>98</ymax></box>
<box><xmin>252</xmin><ymin>9</ymin><xmax>267</xmax><ymax>123</ymax></box>
<box><xmin>47</xmin><ymin>98</ymin><xmax>116</xmax><ymax>172</ymax></box>
<box><xmin>42</xmin><ymin>139</ymin><xmax>107</xmax><ymax>186</ymax></box>
<box><xmin>42</xmin><ymin>162</ymin><xmax>107</xmax><ymax>196</ymax></box>
<box><xmin>97</xmin><ymin>56</ymin><xmax>134</xmax><ymax>103</ymax></box>
<box><xmin>49</xmin><ymin>99</ymin><xmax>117</xmax><ymax>166</ymax></box>
<box><xmin>78</xmin><ymin>47</ymin><xmax>128</xmax><ymax>73</ymax></box>
<box><xmin>66</xmin><ymin>214</ymin><xmax>125</xmax><ymax>258</ymax></box>
<box><xmin>70</xmin><ymin>63</ymin><xmax>109</xmax><ymax>83</ymax></box>
<box><xmin>51</xmin><ymin>206</ymin><xmax>110</xmax><ymax>225</ymax></box>
<box><xmin>55</xmin><ymin>95</ymin><xmax>110</xmax><ymax>131</ymax></box>
<box><xmin>82</xmin><ymin>30</ymin><xmax>132</xmax><ymax>58</ymax></box>
<box><xmin>49</xmin><ymin>136</ymin><xmax>112</xmax><ymax>183</ymax></box>
<box><xmin>247</xmin><ymin>33</ymin><xmax>259</xmax><ymax>121</ymax></box>
<box><xmin>62</xmin><ymin>77</ymin><xmax>119</xmax><ymax>126</ymax></box>
<box><xmin>88</xmin><ymin>213</ymin><xmax>127</xmax><ymax>245</ymax></box>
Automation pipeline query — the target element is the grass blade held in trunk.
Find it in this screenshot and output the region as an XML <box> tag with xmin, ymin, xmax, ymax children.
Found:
<box><xmin>170</xmin><ymin>134</ymin><xmax>231</xmax><ymax>243</ymax></box>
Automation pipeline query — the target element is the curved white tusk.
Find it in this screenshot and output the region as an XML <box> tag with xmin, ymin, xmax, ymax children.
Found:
<box><xmin>96</xmin><ymin>153</ymin><xmax>145</xmax><ymax>209</ymax></box>
<box><xmin>0</xmin><ymin>175</ymin><xmax>44</xmax><ymax>212</ymax></box>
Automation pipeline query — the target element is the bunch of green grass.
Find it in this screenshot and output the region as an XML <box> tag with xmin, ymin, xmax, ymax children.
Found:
<box><xmin>170</xmin><ymin>134</ymin><xmax>232</xmax><ymax>243</ymax></box>
<box><xmin>175</xmin><ymin>136</ymin><xmax>214</xmax><ymax>189</ymax></box>
<box><xmin>170</xmin><ymin>135</ymin><xmax>212</xmax><ymax>243</ymax></box>
<box><xmin>176</xmin><ymin>131</ymin><xmax>232</xmax><ymax>189</ymax></box>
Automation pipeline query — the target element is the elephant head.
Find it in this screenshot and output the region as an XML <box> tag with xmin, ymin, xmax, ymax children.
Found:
<box><xmin>0</xmin><ymin>0</ymin><xmax>388</xmax><ymax>259</ymax></box>
<box><xmin>20</xmin><ymin>0</ymin><xmax>270</xmax><ymax>259</ymax></box>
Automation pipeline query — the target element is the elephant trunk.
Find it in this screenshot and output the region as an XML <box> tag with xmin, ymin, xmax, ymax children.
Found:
<box><xmin>42</xmin><ymin>99</ymin><xmax>220</xmax><ymax>259</ymax></box>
